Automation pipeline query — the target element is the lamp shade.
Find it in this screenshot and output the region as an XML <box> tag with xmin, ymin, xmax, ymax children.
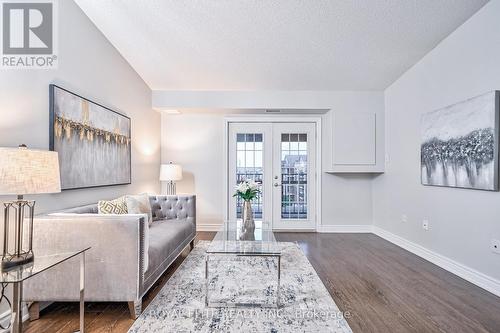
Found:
<box><xmin>160</xmin><ymin>163</ymin><xmax>182</xmax><ymax>181</ymax></box>
<box><xmin>0</xmin><ymin>147</ymin><xmax>61</xmax><ymax>195</ymax></box>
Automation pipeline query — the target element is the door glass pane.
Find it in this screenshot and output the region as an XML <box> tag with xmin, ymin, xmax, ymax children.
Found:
<box><xmin>236</xmin><ymin>133</ymin><xmax>263</xmax><ymax>219</ymax></box>
<box><xmin>281</xmin><ymin>133</ymin><xmax>308</xmax><ymax>219</ymax></box>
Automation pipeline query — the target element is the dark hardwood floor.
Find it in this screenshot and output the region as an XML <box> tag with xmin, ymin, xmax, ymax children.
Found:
<box><xmin>25</xmin><ymin>232</ymin><xmax>500</xmax><ymax>333</ymax></box>
<box><xmin>275</xmin><ymin>233</ymin><xmax>500</xmax><ymax>333</ymax></box>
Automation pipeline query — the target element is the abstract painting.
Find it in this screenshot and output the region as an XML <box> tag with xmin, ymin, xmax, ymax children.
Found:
<box><xmin>50</xmin><ymin>85</ymin><xmax>131</xmax><ymax>190</ymax></box>
<box><xmin>421</xmin><ymin>91</ymin><xmax>499</xmax><ymax>191</ymax></box>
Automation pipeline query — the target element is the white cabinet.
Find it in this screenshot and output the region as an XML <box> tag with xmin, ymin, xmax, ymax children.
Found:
<box><xmin>328</xmin><ymin>111</ymin><xmax>384</xmax><ymax>173</ymax></box>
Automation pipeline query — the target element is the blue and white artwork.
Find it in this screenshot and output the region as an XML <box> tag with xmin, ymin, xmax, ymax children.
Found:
<box><xmin>421</xmin><ymin>91</ymin><xmax>499</xmax><ymax>191</ymax></box>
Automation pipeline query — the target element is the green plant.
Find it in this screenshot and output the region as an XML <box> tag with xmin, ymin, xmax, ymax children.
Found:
<box><xmin>233</xmin><ymin>180</ymin><xmax>261</xmax><ymax>201</ymax></box>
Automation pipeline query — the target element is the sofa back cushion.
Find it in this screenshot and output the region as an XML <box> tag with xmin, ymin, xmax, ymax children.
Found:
<box><xmin>149</xmin><ymin>195</ymin><xmax>195</xmax><ymax>223</ymax></box>
<box><xmin>126</xmin><ymin>194</ymin><xmax>153</xmax><ymax>226</ymax></box>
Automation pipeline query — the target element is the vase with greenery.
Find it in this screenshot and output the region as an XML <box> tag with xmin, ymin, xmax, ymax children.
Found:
<box><xmin>233</xmin><ymin>180</ymin><xmax>261</xmax><ymax>232</ymax></box>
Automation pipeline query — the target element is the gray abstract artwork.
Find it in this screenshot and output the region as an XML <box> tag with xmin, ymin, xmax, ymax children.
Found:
<box><xmin>421</xmin><ymin>91</ymin><xmax>499</xmax><ymax>191</ymax></box>
<box><xmin>50</xmin><ymin>85</ymin><xmax>131</xmax><ymax>190</ymax></box>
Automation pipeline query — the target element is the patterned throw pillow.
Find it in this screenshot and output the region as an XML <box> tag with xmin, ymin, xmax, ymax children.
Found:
<box><xmin>126</xmin><ymin>193</ymin><xmax>153</xmax><ymax>226</ymax></box>
<box><xmin>98</xmin><ymin>196</ymin><xmax>128</xmax><ymax>214</ymax></box>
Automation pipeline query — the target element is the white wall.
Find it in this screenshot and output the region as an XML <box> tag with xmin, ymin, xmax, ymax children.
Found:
<box><xmin>161</xmin><ymin>113</ymin><xmax>225</xmax><ymax>227</ymax></box>
<box><xmin>0</xmin><ymin>0</ymin><xmax>161</xmax><ymax>213</ymax></box>
<box><xmin>0</xmin><ymin>1</ymin><xmax>160</xmax><ymax>323</ymax></box>
<box><xmin>373</xmin><ymin>0</ymin><xmax>500</xmax><ymax>281</ymax></box>
<box><xmin>160</xmin><ymin>91</ymin><xmax>384</xmax><ymax>230</ymax></box>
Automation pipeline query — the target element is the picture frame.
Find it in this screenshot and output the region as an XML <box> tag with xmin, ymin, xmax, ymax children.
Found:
<box><xmin>49</xmin><ymin>84</ymin><xmax>132</xmax><ymax>190</ymax></box>
<box><xmin>420</xmin><ymin>91</ymin><xmax>499</xmax><ymax>191</ymax></box>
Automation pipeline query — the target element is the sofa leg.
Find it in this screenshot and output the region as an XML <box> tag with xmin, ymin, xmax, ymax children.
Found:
<box><xmin>128</xmin><ymin>300</ymin><xmax>142</xmax><ymax>319</ymax></box>
<box><xmin>190</xmin><ymin>239</ymin><xmax>195</xmax><ymax>250</ymax></box>
<box><xmin>28</xmin><ymin>302</ymin><xmax>40</xmax><ymax>321</ymax></box>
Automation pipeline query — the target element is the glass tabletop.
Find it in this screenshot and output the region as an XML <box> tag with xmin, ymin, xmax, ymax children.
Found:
<box><xmin>207</xmin><ymin>220</ymin><xmax>281</xmax><ymax>255</ymax></box>
<box><xmin>0</xmin><ymin>248</ymin><xmax>90</xmax><ymax>283</ymax></box>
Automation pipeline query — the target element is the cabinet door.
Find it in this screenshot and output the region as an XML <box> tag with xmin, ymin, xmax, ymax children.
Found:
<box><xmin>331</xmin><ymin>111</ymin><xmax>383</xmax><ymax>172</ymax></box>
<box><xmin>333</xmin><ymin>112</ymin><xmax>376</xmax><ymax>165</ymax></box>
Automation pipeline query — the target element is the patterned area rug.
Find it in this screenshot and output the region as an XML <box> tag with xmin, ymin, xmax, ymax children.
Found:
<box><xmin>128</xmin><ymin>241</ymin><xmax>352</xmax><ymax>333</ymax></box>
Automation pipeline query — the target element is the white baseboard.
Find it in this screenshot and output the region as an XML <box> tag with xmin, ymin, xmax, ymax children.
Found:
<box><xmin>317</xmin><ymin>224</ymin><xmax>373</xmax><ymax>233</ymax></box>
<box><xmin>196</xmin><ymin>224</ymin><xmax>222</xmax><ymax>232</ymax></box>
<box><xmin>273</xmin><ymin>228</ymin><xmax>316</xmax><ymax>232</ymax></box>
<box><xmin>372</xmin><ymin>226</ymin><xmax>500</xmax><ymax>298</ymax></box>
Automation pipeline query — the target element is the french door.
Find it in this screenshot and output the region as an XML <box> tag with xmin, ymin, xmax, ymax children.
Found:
<box><xmin>228</xmin><ymin>122</ymin><xmax>316</xmax><ymax>231</ymax></box>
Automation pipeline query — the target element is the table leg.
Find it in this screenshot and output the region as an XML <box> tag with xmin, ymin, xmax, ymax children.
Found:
<box><xmin>277</xmin><ymin>255</ymin><xmax>281</xmax><ymax>307</ymax></box>
<box><xmin>205</xmin><ymin>255</ymin><xmax>209</xmax><ymax>307</ymax></box>
<box><xmin>12</xmin><ymin>281</ymin><xmax>22</xmax><ymax>333</ymax></box>
<box><xmin>79</xmin><ymin>252</ymin><xmax>85</xmax><ymax>333</ymax></box>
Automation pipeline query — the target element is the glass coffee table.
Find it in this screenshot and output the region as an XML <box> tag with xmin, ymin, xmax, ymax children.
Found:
<box><xmin>205</xmin><ymin>221</ymin><xmax>281</xmax><ymax>308</ymax></box>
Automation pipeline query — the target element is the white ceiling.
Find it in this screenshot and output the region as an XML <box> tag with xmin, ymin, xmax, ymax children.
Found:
<box><xmin>75</xmin><ymin>0</ymin><xmax>488</xmax><ymax>91</ymax></box>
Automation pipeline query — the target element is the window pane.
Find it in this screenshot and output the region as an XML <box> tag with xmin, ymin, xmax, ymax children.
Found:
<box><xmin>246</xmin><ymin>151</ymin><xmax>254</xmax><ymax>167</ymax></box>
<box><xmin>237</xmin><ymin>151</ymin><xmax>245</xmax><ymax>167</ymax></box>
<box><xmin>255</xmin><ymin>153</ymin><xmax>262</xmax><ymax>168</ymax></box>
<box><xmin>236</xmin><ymin>132</ymin><xmax>263</xmax><ymax>220</ymax></box>
<box><xmin>281</xmin><ymin>132</ymin><xmax>308</xmax><ymax>220</ymax></box>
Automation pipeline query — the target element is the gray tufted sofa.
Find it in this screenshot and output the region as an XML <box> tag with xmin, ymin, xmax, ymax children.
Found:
<box><xmin>24</xmin><ymin>195</ymin><xmax>196</xmax><ymax>319</ymax></box>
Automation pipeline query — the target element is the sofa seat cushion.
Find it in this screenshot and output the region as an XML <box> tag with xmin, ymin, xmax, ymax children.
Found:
<box><xmin>145</xmin><ymin>219</ymin><xmax>195</xmax><ymax>281</ymax></box>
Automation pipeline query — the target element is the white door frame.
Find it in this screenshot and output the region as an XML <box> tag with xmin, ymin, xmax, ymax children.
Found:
<box><xmin>222</xmin><ymin>115</ymin><xmax>322</xmax><ymax>232</ymax></box>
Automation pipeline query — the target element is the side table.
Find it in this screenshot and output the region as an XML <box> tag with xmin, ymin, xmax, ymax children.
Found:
<box><xmin>0</xmin><ymin>248</ymin><xmax>90</xmax><ymax>333</ymax></box>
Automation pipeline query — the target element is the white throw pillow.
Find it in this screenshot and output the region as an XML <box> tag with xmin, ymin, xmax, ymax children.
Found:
<box><xmin>126</xmin><ymin>193</ymin><xmax>153</xmax><ymax>226</ymax></box>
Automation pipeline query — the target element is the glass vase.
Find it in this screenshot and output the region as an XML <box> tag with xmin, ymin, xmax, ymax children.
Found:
<box><xmin>242</xmin><ymin>200</ymin><xmax>255</xmax><ymax>231</ymax></box>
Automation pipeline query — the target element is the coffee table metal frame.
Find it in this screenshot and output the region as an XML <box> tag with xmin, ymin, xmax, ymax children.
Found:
<box><xmin>205</xmin><ymin>221</ymin><xmax>281</xmax><ymax>308</ymax></box>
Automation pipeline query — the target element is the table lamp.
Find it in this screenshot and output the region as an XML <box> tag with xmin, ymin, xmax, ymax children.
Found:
<box><xmin>160</xmin><ymin>162</ymin><xmax>182</xmax><ymax>195</ymax></box>
<box><xmin>0</xmin><ymin>145</ymin><xmax>61</xmax><ymax>270</ymax></box>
